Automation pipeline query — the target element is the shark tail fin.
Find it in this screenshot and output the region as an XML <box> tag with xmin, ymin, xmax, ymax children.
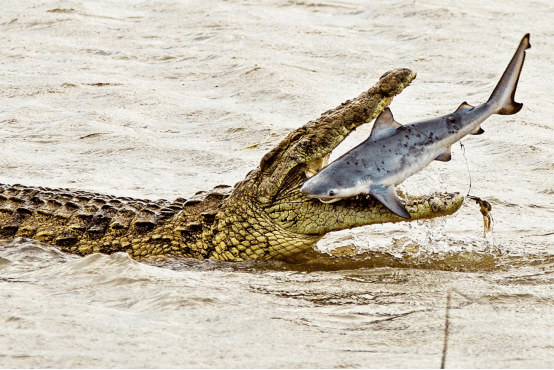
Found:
<box><xmin>488</xmin><ymin>34</ymin><xmax>530</xmax><ymax>115</ymax></box>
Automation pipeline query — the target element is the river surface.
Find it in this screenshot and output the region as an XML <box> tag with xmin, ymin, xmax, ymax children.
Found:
<box><xmin>1</xmin><ymin>0</ymin><xmax>554</xmax><ymax>368</ymax></box>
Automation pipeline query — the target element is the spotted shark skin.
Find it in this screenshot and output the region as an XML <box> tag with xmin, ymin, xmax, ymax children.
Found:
<box><xmin>301</xmin><ymin>34</ymin><xmax>531</xmax><ymax>218</ymax></box>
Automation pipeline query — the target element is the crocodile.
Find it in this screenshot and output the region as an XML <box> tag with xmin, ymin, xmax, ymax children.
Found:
<box><xmin>0</xmin><ymin>69</ymin><xmax>463</xmax><ymax>262</ymax></box>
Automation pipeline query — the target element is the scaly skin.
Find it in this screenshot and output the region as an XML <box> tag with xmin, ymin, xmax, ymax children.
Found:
<box><xmin>0</xmin><ymin>69</ymin><xmax>464</xmax><ymax>261</ymax></box>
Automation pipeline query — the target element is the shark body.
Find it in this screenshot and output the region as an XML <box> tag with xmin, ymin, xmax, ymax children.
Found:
<box><xmin>300</xmin><ymin>34</ymin><xmax>531</xmax><ymax>218</ymax></box>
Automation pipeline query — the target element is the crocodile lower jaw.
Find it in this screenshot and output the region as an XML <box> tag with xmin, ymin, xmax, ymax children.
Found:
<box><xmin>319</xmin><ymin>191</ymin><xmax>463</xmax><ymax>215</ymax></box>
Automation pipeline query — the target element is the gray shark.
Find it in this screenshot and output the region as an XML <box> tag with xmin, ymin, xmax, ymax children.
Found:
<box><xmin>300</xmin><ymin>34</ymin><xmax>531</xmax><ymax>219</ymax></box>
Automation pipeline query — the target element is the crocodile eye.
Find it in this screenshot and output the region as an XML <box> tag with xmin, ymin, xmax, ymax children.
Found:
<box><xmin>328</xmin><ymin>190</ymin><xmax>335</xmax><ymax>197</ymax></box>
<box><xmin>447</xmin><ymin>115</ymin><xmax>456</xmax><ymax>123</ymax></box>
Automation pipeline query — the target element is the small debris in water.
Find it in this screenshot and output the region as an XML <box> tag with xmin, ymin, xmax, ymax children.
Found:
<box><xmin>460</xmin><ymin>142</ymin><xmax>493</xmax><ymax>237</ymax></box>
<box><xmin>242</xmin><ymin>143</ymin><xmax>259</xmax><ymax>149</ymax></box>
<box><xmin>468</xmin><ymin>195</ymin><xmax>493</xmax><ymax>237</ymax></box>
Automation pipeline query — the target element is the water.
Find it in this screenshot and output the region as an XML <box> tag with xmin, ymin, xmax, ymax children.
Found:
<box><xmin>1</xmin><ymin>0</ymin><xmax>554</xmax><ymax>367</ymax></box>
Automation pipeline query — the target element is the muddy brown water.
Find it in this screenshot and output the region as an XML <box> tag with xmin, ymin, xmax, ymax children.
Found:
<box><xmin>1</xmin><ymin>0</ymin><xmax>554</xmax><ymax>367</ymax></box>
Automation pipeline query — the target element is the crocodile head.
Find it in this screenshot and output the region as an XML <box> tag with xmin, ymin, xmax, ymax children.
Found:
<box><xmin>212</xmin><ymin>68</ymin><xmax>464</xmax><ymax>261</ymax></box>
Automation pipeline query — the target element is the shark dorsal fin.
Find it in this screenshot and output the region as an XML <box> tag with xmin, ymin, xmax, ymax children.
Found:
<box><xmin>456</xmin><ymin>101</ymin><xmax>475</xmax><ymax>112</ymax></box>
<box><xmin>369</xmin><ymin>108</ymin><xmax>402</xmax><ymax>142</ymax></box>
<box><xmin>455</xmin><ymin>102</ymin><xmax>483</xmax><ymax>135</ymax></box>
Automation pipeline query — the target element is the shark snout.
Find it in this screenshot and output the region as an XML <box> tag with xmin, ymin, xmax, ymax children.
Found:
<box><xmin>299</xmin><ymin>181</ymin><xmax>316</xmax><ymax>196</ymax></box>
<box><xmin>300</xmin><ymin>179</ymin><xmax>341</xmax><ymax>200</ymax></box>
<box><xmin>301</xmin><ymin>179</ymin><xmax>330</xmax><ymax>197</ymax></box>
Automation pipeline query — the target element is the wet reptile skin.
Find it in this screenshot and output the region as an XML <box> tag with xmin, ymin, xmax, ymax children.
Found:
<box><xmin>0</xmin><ymin>69</ymin><xmax>463</xmax><ymax>261</ymax></box>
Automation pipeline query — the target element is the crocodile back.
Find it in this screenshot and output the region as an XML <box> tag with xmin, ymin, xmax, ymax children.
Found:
<box><xmin>0</xmin><ymin>183</ymin><xmax>236</xmax><ymax>259</ymax></box>
<box><xmin>0</xmin><ymin>184</ymin><xmax>184</xmax><ymax>254</ymax></box>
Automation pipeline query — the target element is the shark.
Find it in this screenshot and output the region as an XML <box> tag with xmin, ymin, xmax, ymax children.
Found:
<box><xmin>300</xmin><ymin>34</ymin><xmax>531</xmax><ymax>219</ymax></box>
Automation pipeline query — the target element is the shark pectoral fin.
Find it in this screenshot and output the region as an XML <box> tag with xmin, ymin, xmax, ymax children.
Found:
<box><xmin>435</xmin><ymin>146</ymin><xmax>452</xmax><ymax>162</ymax></box>
<box><xmin>370</xmin><ymin>185</ymin><xmax>411</xmax><ymax>219</ymax></box>
<box><xmin>455</xmin><ymin>101</ymin><xmax>475</xmax><ymax>112</ymax></box>
<box><xmin>368</xmin><ymin>108</ymin><xmax>402</xmax><ymax>142</ymax></box>
<box><xmin>471</xmin><ymin>127</ymin><xmax>485</xmax><ymax>135</ymax></box>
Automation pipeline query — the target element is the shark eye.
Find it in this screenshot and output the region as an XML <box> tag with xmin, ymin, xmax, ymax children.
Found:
<box><xmin>328</xmin><ymin>190</ymin><xmax>336</xmax><ymax>197</ymax></box>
